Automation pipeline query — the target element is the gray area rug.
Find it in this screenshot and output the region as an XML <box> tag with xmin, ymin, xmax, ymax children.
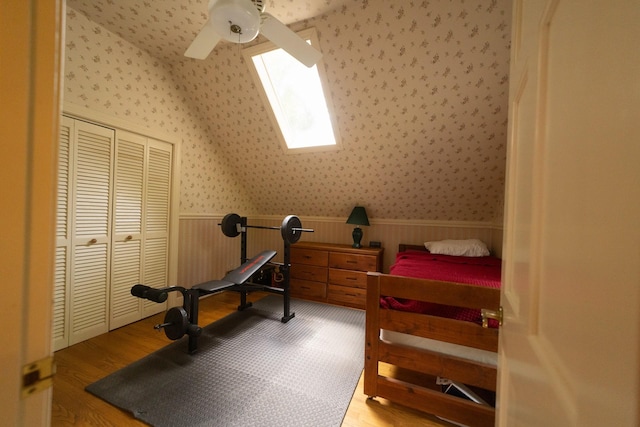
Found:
<box><xmin>86</xmin><ymin>295</ymin><xmax>365</xmax><ymax>427</ymax></box>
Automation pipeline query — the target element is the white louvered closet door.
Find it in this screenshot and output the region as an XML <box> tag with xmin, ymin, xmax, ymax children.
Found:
<box><xmin>55</xmin><ymin>116</ymin><xmax>176</xmax><ymax>348</ymax></box>
<box><xmin>53</xmin><ymin>117</ymin><xmax>74</xmax><ymax>351</ymax></box>
<box><xmin>69</xmin><ymin>120</ymin><xmax>115</xmax><ymax>345</ymax></box>
<box><xmin>110</xmin><ymin>132</ymin><xmax>172</xmax><ymax>327</ymax></box>
<box><xmin>141</xmin><ymin>139</ymin><xmax>172</xmax><ymax>318</ymax></box>
<box><xmin>110</xmin><ymin>131</ymin><xmax>145</xmax><ymax>329</ymax></box>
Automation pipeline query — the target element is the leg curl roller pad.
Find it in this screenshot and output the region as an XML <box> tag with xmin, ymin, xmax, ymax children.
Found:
<box><xmin>131</xmin><ymin>284</ymin><xmax>168</xmax><ymax>303</ymax></box>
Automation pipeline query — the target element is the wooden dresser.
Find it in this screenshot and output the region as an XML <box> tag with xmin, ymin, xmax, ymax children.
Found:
<box><xmin>289</xmin><ymin>242</ymin><xmax>384</xmax><ymax>309</ymax></box>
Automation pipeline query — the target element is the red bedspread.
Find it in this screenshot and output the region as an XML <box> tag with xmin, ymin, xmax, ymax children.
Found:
<box><xmin>381</xmin><ymin>250</ymin><xmax>502</xmax><ymax>326</ymax></box>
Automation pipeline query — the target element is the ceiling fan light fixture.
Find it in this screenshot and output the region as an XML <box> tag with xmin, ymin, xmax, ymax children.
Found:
<box><xmin>210</xmin><ymin>0</ymin><xmax>261</xmax><ymax>43</ymax></box>
<box><xmin>185</xmin><ymin>0</ymin><xmax>321</xmax><ymax>66</ymax></box>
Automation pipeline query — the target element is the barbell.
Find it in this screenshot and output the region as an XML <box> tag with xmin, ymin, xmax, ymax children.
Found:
<box><xmin>220</xmin><ymin>213</ymin><xmax>313</xmax><ymax>244</ymax></box>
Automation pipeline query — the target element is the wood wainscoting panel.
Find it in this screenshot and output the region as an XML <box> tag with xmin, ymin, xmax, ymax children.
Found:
<box><xmin>178</xmin><ymin>215</ymin><xmax>502</xmax><ymax>280</ymax></box>
<box><xmin>177</xmin><ymin>216</ymin><xmax>240</xmax><ymax>287</ymax></box>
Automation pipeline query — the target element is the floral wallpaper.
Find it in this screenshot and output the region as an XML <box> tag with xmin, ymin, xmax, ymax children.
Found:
<box><xmin>63</xmin><ymin>7</ymin><xmax>256</xmax><ymax>214</ymax></box>
<box><xmin>65</xmin><ymin>0</ymin><xmax>511</xmax><ymax>223</ymax></box>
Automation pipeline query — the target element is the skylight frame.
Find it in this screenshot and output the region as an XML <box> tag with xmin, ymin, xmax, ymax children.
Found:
<box><xmin>242</xmin><ymin>28</ymin><xmax>341</xmax><ymax>154</ymax></box>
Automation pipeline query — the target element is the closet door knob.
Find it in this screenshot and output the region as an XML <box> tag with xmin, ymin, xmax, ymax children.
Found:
<box><xmin>126</xmin><ymin>235</ymin><xmax>133</xmax><ymax>240</ymax></box>
<box><xmin>89</xmin><ymin>238</ymin><xmax>97</xmax><ymax>244</ymax></box>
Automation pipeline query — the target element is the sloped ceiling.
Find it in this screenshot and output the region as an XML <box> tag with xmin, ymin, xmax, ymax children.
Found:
<box><xmin>65</xmin><ymin>0</ymin><xmax>350</xmax><ymax>62</ymax></box>
<box><xmin>64</xmin><ymin>0</ymin><xmax>511</xmax><ymax>222</ymax></box>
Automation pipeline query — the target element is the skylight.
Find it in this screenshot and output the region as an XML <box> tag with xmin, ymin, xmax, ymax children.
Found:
<box><xmin>243</xmin><ymin>28</ymin><xmax>340</xmax><ymax>153</ymax></box>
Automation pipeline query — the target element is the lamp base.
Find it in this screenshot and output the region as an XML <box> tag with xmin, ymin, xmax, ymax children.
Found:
<box><xmin>352</xmin><ymin>227</ymin><xmax>363</xmax><ymax>248</ymax></box>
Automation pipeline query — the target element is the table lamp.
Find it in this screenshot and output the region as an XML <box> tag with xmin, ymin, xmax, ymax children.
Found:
<box><xmin>346</xmin><ymin>206</ymin><xmax>369</xmax><ymax>248</ymax></box>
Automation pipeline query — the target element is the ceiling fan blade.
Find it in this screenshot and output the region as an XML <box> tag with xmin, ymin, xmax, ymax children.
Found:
<box><xmin>184</xmin><ymin>19</ymin><xmax>222</xmax><ymax>59</ymax></box>
<box><xmin>259</xmin><ymin>13</ymin><xmax>322</xmax><ymax>67</ymax></box>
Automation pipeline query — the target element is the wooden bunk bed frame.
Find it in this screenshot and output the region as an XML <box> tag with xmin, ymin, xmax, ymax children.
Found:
<box><xmin>364</xmin><ymin>244</ymin><xmax>500</xmax><ymax>427</ymax></box>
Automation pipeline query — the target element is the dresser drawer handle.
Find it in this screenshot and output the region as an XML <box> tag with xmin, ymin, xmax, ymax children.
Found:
<box><xmin>346</xmin><ymin>260</ymin><xmax>357</xmax><ymax>264</ymax></box>
<box><xmin>346</xmin><ymin>277</ymin><xmax>358</xmax><ymax>281</ymax></box>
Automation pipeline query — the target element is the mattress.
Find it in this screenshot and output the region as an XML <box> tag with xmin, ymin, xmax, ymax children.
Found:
<box><xmin>381</xmin><ymin>250</ymin><xmax>502</xmax><ymax>327</ymax></box>
<box><xmin>380</xmin><ymin>249</ymin><xmax>501</xmax><ymax>365</ymax></box>
<box><xmin>380</xmin><ymin>329</ymin><xmax>498</xmax><ymax>366</ymax></box>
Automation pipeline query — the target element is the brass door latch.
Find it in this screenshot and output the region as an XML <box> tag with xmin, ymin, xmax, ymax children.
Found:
<box><xmin>481</xmin><ymin>307</ymin><xmax>503</xmax><ymax>328</ymax></box>
<box><xmin>22</xmin><ymin>356</ymin><xmax>55</xmax><ymax>398</ymax></box>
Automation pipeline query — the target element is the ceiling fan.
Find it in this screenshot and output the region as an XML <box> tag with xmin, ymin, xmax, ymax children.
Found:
<box><xmin>184</xmin><ymin>0</ymin><xmax>322</xmax><ymax>67</ymax></box>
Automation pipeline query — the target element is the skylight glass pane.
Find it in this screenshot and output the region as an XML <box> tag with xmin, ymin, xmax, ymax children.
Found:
<box><xmin>251</xmin><ymin>47</ymin><xmax>336</xmax><ymax>150</ymax></box>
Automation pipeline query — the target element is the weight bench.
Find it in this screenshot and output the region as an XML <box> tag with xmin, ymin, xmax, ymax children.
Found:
<box><xmin>194</xmin><ymin>249</ymin><xmax>277</xmax><ymax>294</ymax></box>
<box><xmin>132</xmin><ymin>249</ymin><xmax>289</xmax><ymax>354</ymax></box>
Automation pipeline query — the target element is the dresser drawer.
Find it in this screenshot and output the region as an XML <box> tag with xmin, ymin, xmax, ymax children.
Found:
<box><xmin>291</xmin><ymin>248</ymin><xmax>329</xmax><ymax>267</ymax></box>
<box><xmin>289</xmin><ymin>242</ymin><xmax>382</xmax><ymax>309</ymax></box>
<box><xmin>327</xmin><ymin>284</ymin><xmax>366</xmax><ymax>309</ymax></box>
<box><xmin>291</xmin><ymin>279</ymin><xmax>327</xmax><ymax>299</ymax></box>
<box><xmin>328</xmin><ymin>268</ymin><xmax>367</xmax><ymax>289</ymax></box>
<box><xmin>329</xmin><ymin>252</ymin><xmax>378</xmax><ymax>272</ymax></box>
<box><xmin>291</xmin><ymin>264</ymin><xmax>327</xmax><ymax>282</ymax></box>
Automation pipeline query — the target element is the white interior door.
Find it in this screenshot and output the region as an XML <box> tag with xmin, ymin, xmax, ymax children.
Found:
<box><xmin>498</xmin><ymin>1</ymin><xmax>640</xmax><ymax>425</ymax></box>
<box><xmin>111</xmin><ymin>130</ymin><xmax>146</xmax><ymax>329</ymax></box>
<box><xmin>53</xmin><ymin>117</ymin><xmax>74</xmax><ymax>351</ymax></box>
<box><xmin>0</xmin><ymin>0</ymin><xmax>62</xmax><ymax>424</ymax></box>
<box><xmin>111</xmin><ymin>132</ymin><xmax>173</xmax><ymax>325</ymax></box>
<box><xmin>142</xmin><ymin>139</ymin><xmax>173</xmax><ymax>317</ymax></box>
<box><xmin>70</xmin><ymin>121</ymin><xmax>115</xmax><ymax>344</ymax></box>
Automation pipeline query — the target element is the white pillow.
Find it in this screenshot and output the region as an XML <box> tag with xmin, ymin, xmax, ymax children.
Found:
<box><xmin>424</xmin><ymin>239</ymin><xmax>490</xmax><ymax>257</ymax></box>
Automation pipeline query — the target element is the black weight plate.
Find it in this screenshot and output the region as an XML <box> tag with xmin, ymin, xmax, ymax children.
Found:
<box><xmin>220</xmin><ymin>213</ymin><xmax>241</xmax><ymax>237</ymax></box>
<box><xmin>281</xmin><ymin>215</ymin><xmax>302</xmax><ymax>244</ymax></box>
<box><xmin>163</xmin><ymin>307</ymin><xmax>188</xmax><ymax>340</ymax></box>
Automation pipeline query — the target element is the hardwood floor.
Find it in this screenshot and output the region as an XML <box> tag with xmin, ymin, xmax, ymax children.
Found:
<box><xmin>52</xmin><ymin>291</ymin><xmax>453</xmax><ymax>426</ymax></box>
